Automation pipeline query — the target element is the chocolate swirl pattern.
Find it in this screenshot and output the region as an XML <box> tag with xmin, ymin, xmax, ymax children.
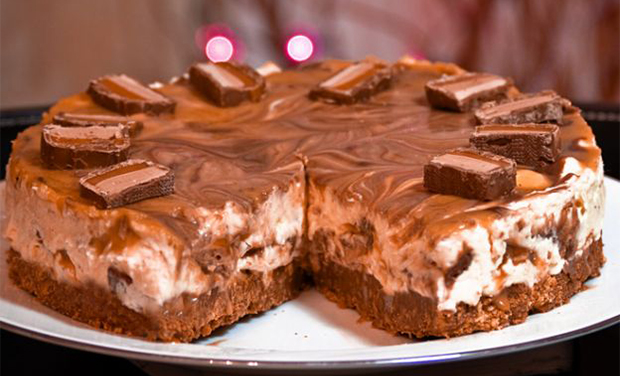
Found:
<box><xmin>8</xmin><ymin>59</ymin><xmax>601</xmax><ymax>252</ymax></box>
<box><xmin>3</xmin><ymin>58</ymin><xmax>606</xmax><ymax>342</ymax></box>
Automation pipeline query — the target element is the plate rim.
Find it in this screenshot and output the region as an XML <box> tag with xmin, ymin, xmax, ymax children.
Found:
<box><xmin>2</xmin><ymin>316</ymin><xmax>619</xmax><ymax>370</ymax></box>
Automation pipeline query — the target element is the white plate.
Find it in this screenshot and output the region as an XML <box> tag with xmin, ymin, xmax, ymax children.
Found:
<box><xmin>1</xmin><ymin>178</ymin><xmax>619</xmax><ymax>371</ymax></box>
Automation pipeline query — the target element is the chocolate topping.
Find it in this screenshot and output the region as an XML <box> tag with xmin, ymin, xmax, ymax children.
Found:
<box><xmin>188</xmin><ymin>61</ymin><xmax>266</xmax><ymax>107</ymax></box>
<box><xmin>474</xmin><ymin>90</ymin><xmax>571</xmax><ymax>125</ymax></box>
<box><xmin>87</xmin><ymin>75</ymin><xmax>176</xmax><ymax>115</ymax></box>
<box><xmin>7</xmin><ymin>59</ymin><xmax>601</xmax><ymax>257</ymax></box>
<box><xmin>79</xmin><ymin>159</ymin><xmax>174</xmax><ymax>209</ymax></box>
<box><xmin>425</xmin><ymin>72</ymin><xmax>512</xmax><ymax>112</ymax></box>
<box><xmin>309</xmin><ymin>61</ymin><xmax>392</xmax><ymax>104</ymax></box>
<box><xmin>53</xmin><ymin>112</ymin><xmax>143</xmax><ymax>137</ymax></box>
<box><xmin>470</xmin><ymin>123</ymin><xmax>561</xmax><ymax>168</ymax></box>
<box><xmin>424</xmin><ymin>148</ymin><xmax>517</xmax><ymax>200</ymax></box>
<box><xmin>40</xmin><ymin>124</ymin><xmax>130</xmax><ymax>169</ymax></box>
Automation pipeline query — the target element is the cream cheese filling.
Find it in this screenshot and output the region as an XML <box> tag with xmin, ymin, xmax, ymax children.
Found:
<box><xmin>3</xmin><ymin>177</ymin><xmax>304</xmax><ymax>313</ymax></box>
<box><xmin>3</xmin><ymin>150</ymin><xmax>604</xmax><ymax>314</ymax></box>
<box><xmin>309</xmin><ymin>156</ymin><xmax>605</xmax><ymax>311</ymax></box>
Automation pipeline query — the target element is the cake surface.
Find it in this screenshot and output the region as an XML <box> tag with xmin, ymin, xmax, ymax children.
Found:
<box><xmin>3</xmin><ymin>58</ymin><xmax>605</xmax><ymax>341</ymax></box>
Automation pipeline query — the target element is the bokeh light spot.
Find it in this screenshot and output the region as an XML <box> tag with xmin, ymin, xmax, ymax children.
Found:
<box><xmin>286</xmin><ymin>35</ymin><xmax>314</xmax><ymax>62</ymax></box>
<box><xmin>205</xmin><ymin>36</ymin><xmax>234</xmax><ymax>62</ymax></box>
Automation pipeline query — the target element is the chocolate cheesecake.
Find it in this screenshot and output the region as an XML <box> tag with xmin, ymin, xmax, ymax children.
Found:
<box><xmin>3</xmin><ymin>57</ymin><xmax>605</xmax><ymax>342</ymax></box>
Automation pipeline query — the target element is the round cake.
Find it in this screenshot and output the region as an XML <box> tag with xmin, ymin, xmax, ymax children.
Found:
<box><xmin>3</xmin><ymin>57</ymin><xmax>605</xmax><ymax>341</ymax></box>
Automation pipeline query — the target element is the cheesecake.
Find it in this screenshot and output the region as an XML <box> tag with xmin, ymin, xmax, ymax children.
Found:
<box><xmin>3</xmin><ymin>57</ymin><xmax>605</xmax><ymax>341</ymax></box>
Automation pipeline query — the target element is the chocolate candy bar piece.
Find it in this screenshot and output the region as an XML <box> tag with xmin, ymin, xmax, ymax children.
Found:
<box><xmin>53</xmin><ymin>112</ymin><xmax>143</xmax><ymax>137</ymax></box>
<box><xmin>470</xmin><ymin>123</ymin><xmax>560</xmax><ymax>168</ymax></box>
<box><xmin>309</xmin><ymin>61</ymin><xmax>392</xmax><ymax>104</ymax></box>
<box><xmin>188</xmin><ymin>61</ymin><xmax>266</xmax><ymax>107</ymax></box>
<box><xmin>40</xmin><ymin>124</ymin><xmax>130</xmax><ymax>169</ymax></box>
<box><xmin>425</xmin><ymin>72</ymin><xmax>512</xmax><ymax>112</ymax></box>
<box><xmin>80</xmin><ymin>159</ymin><xmax>174</xmax><ymax>209</ymax></box>
<box><xmin>474</xmin><ymin>90</ymin><xmax>570</xmax><ymax>125</ymax></box>
<box><xmin>256</xmin><ymin>61</ymin><xmax>282</xmax><ymax>77</ymax></box>
<box><xmin>424</xmin><ymin>148</ymin><xmax>516</xmax><ymax>200</ymax></box>
<box><xmin>88</xmin><ymin>75</ymin><xmax>176</xmax><ymax>115</ymax></box>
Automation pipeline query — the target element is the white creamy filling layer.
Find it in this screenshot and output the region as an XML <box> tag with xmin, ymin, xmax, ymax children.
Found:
<box><xmin>436</xmin><ymin>158</ymin><xmax>604</xmax><ymax>310</ymax></box>
<box><xmin>3</xmin><ymin>183</ymin><xmax>210</xmax><ymax>312</ymax></box>
<box><xmin>309</xmin><ymin>156</ymin><xmax>605</xmax><ymax>311</ymax></box>
<box><xmin>3</xmin><ymin>151</ymin><xmax>603</xmax><ymax>314</ymax></box>
<box><xmin>195</xmin><ymin>183</ymin><xmax>304</xmax><ymax>273</ymax></box>
<box><xmin>4</xmin><ymin>179</ymin><xmax>304</xmax><ymax>313</ymax></box>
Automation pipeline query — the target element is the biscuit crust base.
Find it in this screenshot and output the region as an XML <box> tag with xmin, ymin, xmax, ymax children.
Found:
<box><xmin>312</xmin><ymin>239</ymin><xmax>604</xmax><ymax>338</ymax></box>
<box><xmin>7</xmin><ymin>248</ymin><xmax>306</xmax><ymax>342</ymax></box>
<box><xmin>6</xmin><ymin>238</ymin><xmax>605</xmax><ymax>341</ymax></box>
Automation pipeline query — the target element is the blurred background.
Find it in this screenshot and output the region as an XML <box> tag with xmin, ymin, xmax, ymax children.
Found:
<box><xmin>1</xmin><ymin>0</ymin><xmax>619</xmax><ymax>109</ymax></box>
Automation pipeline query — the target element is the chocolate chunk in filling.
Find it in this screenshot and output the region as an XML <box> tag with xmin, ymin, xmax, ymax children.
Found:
<box><xmin>444</xmin><ymin>247</ymin><xmax>474</xmax><ymax>287</ymax></box>
<box><xmin>107</xmin><ymin>266</ymin><xmax>133</xmax><ymax>295</ymax></box>
<box><xmin>40</xmin><ymin>124</ymin><xmax>130</xmax><ymax>169</ymax></box>
<box><xmin>192</xmin><ymin>237</ymin><xmax>239</xmax><ymax>277</ymax></box>
<box><xmin>339</xmin><ymin>217</ymin><xmax>376</xmax><ymax>258</ymax></box>
<box><xmin>188</xmin><ymin>61</ymin><xmax>266</xmax><ymax>107</ymax></box>
<box><xmin>425</xmin><ymin>72</ymin><xmax>512</xmax><ymax>112</ymax></box>
<box><xmin>474</xmin><ymin>90</ymin><xmax>571</xmax><ymax>125</ymax></box>
<box><xmin>424</xmin><ymin>148</ymin><xmax>516</xmax><ymax>200</ymax></box>
<box><xmin>88</xmin><ymin>75</ymin><xmax>176</xmax><ymax>115</ymax></box>
<box><xmin>470</xmin><ymin>123</ymin><xmax>560</xmax><ymax>168</ymax></box>
<box><xmin>53</xmin><ymin>112</ymin><xmax>143</xmax><ymax>137</ymax></box>
<box><xmin>79</xmin><ymin>159</ymin><xmax>174</xmax><ymax>209</ymax></box>
<box><xmin>309</xmin><ymin>61</ymin><xmax>393</xmax><ymax>104</ymax></box>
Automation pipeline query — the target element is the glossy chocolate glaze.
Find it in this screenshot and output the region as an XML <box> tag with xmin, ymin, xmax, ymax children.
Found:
<box><xmin>7</xmin><ymin>60</ymin><xmax>601</xmax><ymax>252</ymax></box>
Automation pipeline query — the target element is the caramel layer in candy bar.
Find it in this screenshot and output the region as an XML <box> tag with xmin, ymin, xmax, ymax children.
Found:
<box><xmin>40</xmin><ymin>124</ymin><xmax>130</xmax><ymax>169</ymax></box>
<box><xmin>79</xmin><ymin>159</ymin><xmax>174</xmax><ymax>209</ymax></box>
<box><xmin>424</xmin><ymin>148</ymin><xmax>516</xmax><ymax>200</ymax></box>
<box><xmin>53</xmin><ymin>112</ymin><xmax>143</xmax><ymax>137</ymax></box>
<box><xmin>309</xmin><ymin>61</ymin><xmax>392</xmax><ymax>104</ymax></box>
<box><xmin>88</xmin><ymin>75</ymin><xmax>175</xmax><ymax>115</ymax></box>
<box><xmin>474</xmin><ymin>90</ymin><xmax>570</xmax><ymax>125</ymax></box>
<box><xmin>470</xmin><ymin>124</ymin><xmax>560</xmax><ymax>168</ymax></box>
<box><xmin>188</xmin><ymin>61</ymin><xmax>266</xmax><ymax>107</ymax></box>
<box><xmin>425</xmin><ymin>72</ymin><xmax>512</xmax><ymax>112</ymax></box>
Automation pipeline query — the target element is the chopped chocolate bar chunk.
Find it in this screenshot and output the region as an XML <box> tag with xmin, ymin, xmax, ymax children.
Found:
<box><xmin>474</xmin><ymin>90</ymin><xmax>570</xmax><ymax>125</ymax></box>
<box><xmin>425</xmin><ymin>72</ymin><xmax>512</xmax><ymax>112</ymax></box>
<box><xmin>188</xmin><ymin>61</ymin><xmax>266</xmax><ymax>107</ymax></box>
<box><xmin>87</xmin><ymin>75</ymin><xmax>176</xmax><ymax>115</ymax></box>
<box><xmin>309</xmin><ymin>61</ymin><xmax>392</xmax><ymax>104</ymax></box>
<box><xmin>256</xmin><ymin>61</ymin><xmax>282</xmax><ymax>77</ymax></box>
<box><xmin>79</xmin><ymin>159</ymin><xmax>174</xmax><ymax>209</ymax></box>
<box><xmin>470</xmin><ymin>124</ymin><xmax>560</xmax><ymax>168</ymax></box>
<box><xmin>40</xmin><ymin>124</ymin><xmax>130</xmax><ymax>169</ymax></box>
<box><xmin>424</xmin><ymin>148</ymin><xmax>516</xmax><ymax>200</ymax></box>
<box><xmin>53</xmin><ymin>112</ymin><xmax>143</xmax><ymax>137</ymax></box>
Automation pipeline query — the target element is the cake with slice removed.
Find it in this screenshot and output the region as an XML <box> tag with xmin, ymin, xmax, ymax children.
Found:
<box><xmin>3</xmin><ymin>57</ymin><xmax>605</xmax><ymax>341</ymax></box>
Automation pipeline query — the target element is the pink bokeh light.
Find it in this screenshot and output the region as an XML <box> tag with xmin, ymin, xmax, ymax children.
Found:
<box><xmin>286</xmin><ymin>34</ymin><xmax>314</xmax><ymax>62</ymax></box>
<box><xmin>283</xmin><ymin>27</ymin><xmax>321</xmax><ymax>65</ymax></box>
<box><xmin>195</xmin><ymin>24</ymin><xmax>244</xmax><ymax>62</ymax></box>
<box><xmin>205</xmin><ymin>36</ymin><xmax>234</xmax><ymax>62</ymax></box>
